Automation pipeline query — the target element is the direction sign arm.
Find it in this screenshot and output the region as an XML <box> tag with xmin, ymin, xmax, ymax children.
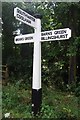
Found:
<box><xmin>14</xmin><ymin>7</ymin><xmax>37</xmax><ymax>28</ymax></box>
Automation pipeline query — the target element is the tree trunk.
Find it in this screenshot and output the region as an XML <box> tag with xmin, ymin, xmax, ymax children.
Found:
<box><xmin>68</xmin><ymin>4</ymin><xmax>78</xmax><ymax>84</ymax></box>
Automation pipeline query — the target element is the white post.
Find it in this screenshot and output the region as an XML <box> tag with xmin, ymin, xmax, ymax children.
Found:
<box><xmin>32</xmin><ymin>19</ymin><xmax>41</xmax><ymax>89</ymax></box>
<box><xmin>32</xmin><ymin>16</ymin><xmax>42</xmax><ymax>115</ymax></box>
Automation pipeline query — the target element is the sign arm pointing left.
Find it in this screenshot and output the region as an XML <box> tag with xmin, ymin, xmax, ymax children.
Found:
<box><xmin>14</xmin><ymin>7</ymin><xmax>37</xmax><ymax>28</ymax></box>
<box><xmin>14</xmin><ymin>33</ymin><xmax>34</xmax><ymax>44</ymax></box>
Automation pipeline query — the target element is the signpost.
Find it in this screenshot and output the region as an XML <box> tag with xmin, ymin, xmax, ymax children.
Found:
<box><xmin>14</xmin><ymin>7</ymin><xmax>71</xmax><ymax>115</ymax></box>
<box><xmin>14</xmin><ymin>28</ymin><xmax>71</xmax><ymax>44</ymax></box>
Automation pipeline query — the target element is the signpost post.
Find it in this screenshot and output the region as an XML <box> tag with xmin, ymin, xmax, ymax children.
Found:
<box><xmin>14</xmin><ymin>7</ymin><xmax>71</xmax><ymax>115</ymax></box>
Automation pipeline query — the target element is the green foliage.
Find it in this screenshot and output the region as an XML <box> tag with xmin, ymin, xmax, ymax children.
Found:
<box><xmin>57</xmin><ymin>107</ymin><xmax>77</xmax><ymax>120</ymax></box>
<box><xmin>2</xmin><ymin>2</ymin><xmax>80</xmax><ymax>118</ymax></box>
<box><xmin>2</xmin><ymin>2</ymin><xmax>80</xmax><ymax>90</ymax></box>
<box><xmin>7</xmin><ymin>56</ymin><xmax>32</xmax><ymax>85</ymax></box>
<box><xmin>3</xmin><ymin>84</ymin><xmax>28</xmax><ymax>109</ymax></box>
<box><xmin>40</xmin><ymin>104</ymin><xmax>57</xmax><ymax>118</ymax></box>
<box><xmin>2</xmin><ymin>83</ymin><xmax>79</xmax><ymax>118</ymax></box>
<box><xmin>2</xmin><ymin>83</ymin><xmax>32</xmax><ymax>118</ymax></box>
<box><xmin>75</xmin><ymin>82</ymin><xmax>80</xmax><ymax>97</ymax></box>
<box><xmin>67</xmin><ymin>37</ymin><xmax>80</xmax><ymax>56</ymax></box>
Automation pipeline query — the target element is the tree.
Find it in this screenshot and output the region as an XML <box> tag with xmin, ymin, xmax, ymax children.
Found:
<box><xmin>2</xmin><ymin>2</ymin><xmax>80</xmax><ymax>89</ymax></box>
<box><xmin>54</xmin><ymin>2</ymin><xmax>80</xmax><ymax>85</ymax></box>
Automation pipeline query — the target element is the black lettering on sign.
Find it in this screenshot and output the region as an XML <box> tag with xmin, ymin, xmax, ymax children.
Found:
<box><xmin>41</xmin><ymin>37</ymin><xmax>45</xmax><ymax>40</ymax></box>
<box><xmin>17</xmin><ymin>8</ymin><xmax>35</xmax><ymax>22</ymax></box>
<box><xmin>17</xmin><ymin>9</ymin><xmax>21</xmax><ymax>14</ymax></box>
<box><xmin>55</xmin><ymin>35</ymin><xmax>59</xmax><ymax>39</ymax></box>
<box><xmin>65</xmin><ymin>34</ymin><xmax>68</xmax><ymax>38</ymax></box>
<box><xmin>25</xmin><ymin>18</ymin><xmax>31</xmax><ymax>24</ymax></box>
<box><xmin>17</xmin><ymin>14</ymin><xmax>31</xmax><ymax>24</ymax></box>
<box><xmin>48</xmin><ymin>36</ymin><xmax>56</xmax><ymax>39</ymax></box>
<box><xmin>59</xmin><ymin>34</ymin><xmax>68</xmax><ymax>38</ymax></box>
<box><xmin>54</xmin><ymin>30</ymin><xmax>67</xmax><ymax>35</ymax></box>
<box><xmin>41</xmin><ymin>32</ymin><xmax>52</xmax><ymax>36</ymax></box>
<box><xmin>25</xmin><ymin>36</ymin><xmax>33</xmax><ymax>40</ymax></box>
<box><xmin>16</xmin><ymin>38</ymin><xmax>24</xmax><ymax>41</ymax></box>
<box><xmin>27</xmin><ymin>15</ymin><xmax>35</xmax><ymax>22</ymax></box>
<box><xmin>41</xmin><ymin>34</ymin><xmax>68</xmax><ymax>41</ymax></box>
<box><xmin>60</xmin><ymin>35</ymin><xmax>65</xmax><ymax>38</ymax></box>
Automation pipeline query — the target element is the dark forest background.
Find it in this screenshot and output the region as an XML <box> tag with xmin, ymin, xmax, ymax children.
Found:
<box><xmin>2</xmin><ymin>2</ymin><xmax>80</xmax><ymax>118</ymax></box>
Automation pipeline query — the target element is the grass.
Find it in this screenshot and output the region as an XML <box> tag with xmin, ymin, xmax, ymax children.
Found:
<box><xmin>42</xmin><ymin>85</ymin><xmax>79</xmax><ymax>118</ymax></box>
<box><xmin>2</xmin><ymin>81</ymin><xmax>79</xmax><ymax>119</ymax></box>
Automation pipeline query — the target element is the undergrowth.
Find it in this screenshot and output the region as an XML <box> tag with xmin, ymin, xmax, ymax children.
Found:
<box><xmin>2</xmin><ymin>81</ymin><xmax>79</xmax><ymax>119</ymax></box>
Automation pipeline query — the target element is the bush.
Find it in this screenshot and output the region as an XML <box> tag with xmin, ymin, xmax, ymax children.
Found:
<box><xmin>7</xmin><ymin>56</ymin><xmax>22</xmax><ymax>78</ymax></box>
<box><xmin>57</xmin><ymin>108</ymin><xmax>77</xmax><ymax>120</ymax></box>
<box><xmin>75</xmin><ymin>82</ymin><xmax>80</xmax><ymax>97</ymax></box>
<box><xmin>40</xmin><ymin>104</ymin><xmax>56</xmax><ymax>118</ymax></box>
<box><xmin>7</xmin><ymin>56</ymin><xmax>32</xmax><ymax>84</ymax></box>
<box><xmin>54</xmin><ymin>76</ymin><xmax>66</xmax><ymax>91</ymax></box>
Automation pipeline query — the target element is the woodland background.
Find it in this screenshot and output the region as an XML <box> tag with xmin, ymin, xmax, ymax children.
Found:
<box><xmin>2</xmin><ymin>2</ymin><xmax>80</xmax><ymax>119</ymax></box>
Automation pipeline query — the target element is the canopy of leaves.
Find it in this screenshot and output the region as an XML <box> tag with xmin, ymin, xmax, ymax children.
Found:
<box><xmin>2</xmin><ymin>2</ymin><xmax>80</xmax><ymax>89</ymax></box>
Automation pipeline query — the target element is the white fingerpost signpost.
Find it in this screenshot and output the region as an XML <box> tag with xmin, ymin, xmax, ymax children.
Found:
<box><xmin>14</xmin><ymin>7</ymin><xmax>71</xmax><ymax>115</ymax></box>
